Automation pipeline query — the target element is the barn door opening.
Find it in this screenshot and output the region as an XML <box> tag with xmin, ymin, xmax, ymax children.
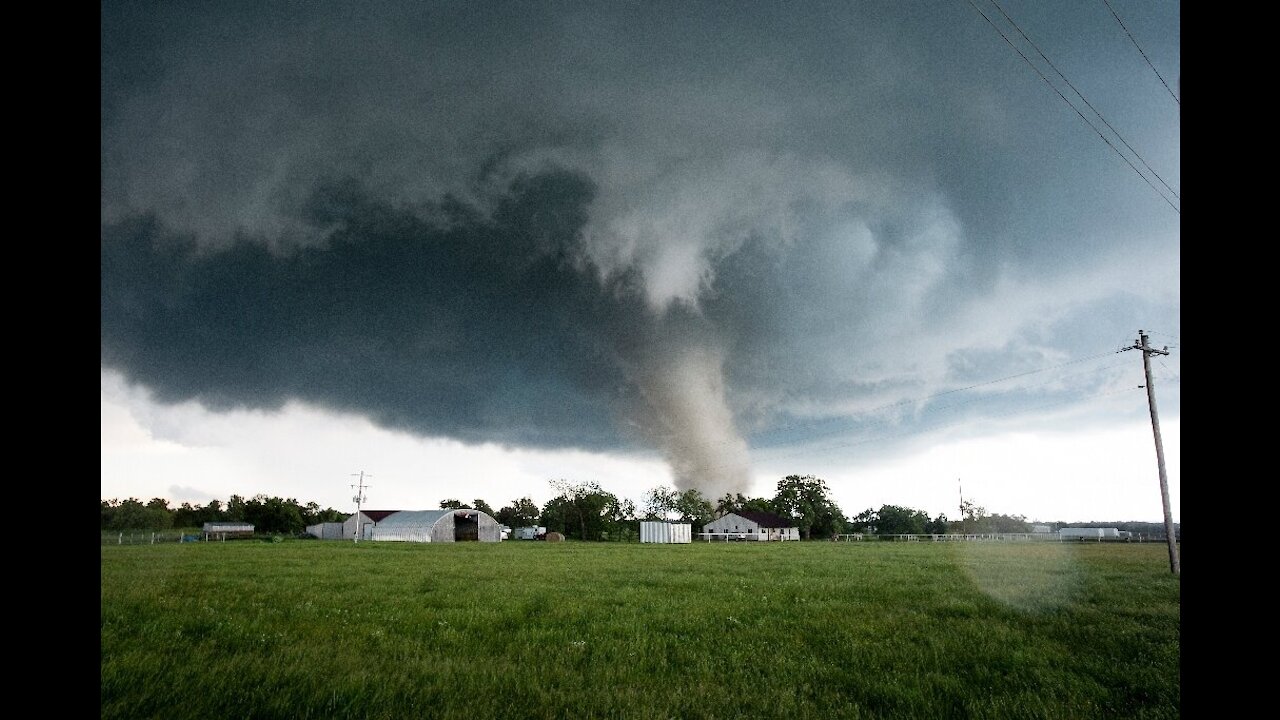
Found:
<box><xmin>454</xmin><ymin>512</ymin><xmax>479</xmax><ymax>541</ymax></box>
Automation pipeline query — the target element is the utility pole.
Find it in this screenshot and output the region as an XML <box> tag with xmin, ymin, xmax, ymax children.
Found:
<box><xmin>1126</xmin><ymin>330</ymin><xmax>1178</xmax><ymax>574</ymax></box>
<box><xmin>957</xmin><ymin>477</ymin><xmax>967</xmax><ymax>538</ymax></box>
<box><xmin>351</xmin><ymin>471</ymin><xmax>372</xmax><ymax>544</ymax></box>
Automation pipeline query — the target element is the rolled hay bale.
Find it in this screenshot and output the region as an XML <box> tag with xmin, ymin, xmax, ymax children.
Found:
<box><xmin>544</xmin><ymin>531</ymin><xmax>565</xmax><ymax>542</ymax></box>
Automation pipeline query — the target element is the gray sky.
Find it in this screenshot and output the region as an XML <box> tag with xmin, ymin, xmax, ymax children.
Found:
<box><xmin>101</xmin><ymin>1</ymin><xmax>1179</xmax><ymax>523</ymax></box>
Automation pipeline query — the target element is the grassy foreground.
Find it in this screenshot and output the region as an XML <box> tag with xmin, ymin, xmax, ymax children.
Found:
<box><xmin>101</xmin><ymin>540</ymin><xmax>1179</xmax><ymax>719</ymax></box>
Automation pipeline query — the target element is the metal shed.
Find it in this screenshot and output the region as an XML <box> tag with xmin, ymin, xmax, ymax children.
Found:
<box><xmin>640</xmin><ymin>521</ymin><xmax>692</xmax><ymax>543</ymax></box>
<box><xmin>370</xmin><ymin>509</ymin><xmax>503</xmax><ymax>542</ymax></box>
<box><xmin>306</xmin><ymin>522</ymin><xmax>345</xmax><ymax>539</ymax></box>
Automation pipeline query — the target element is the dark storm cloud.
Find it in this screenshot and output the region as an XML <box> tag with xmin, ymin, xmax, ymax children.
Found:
<box><xmin>103</xmin><ymin>171</ymin><xmax>636</xmax><ymax>449</ymax></box>
<box><xmin>101</xmin><ymin>2</ymin><xmax>1179</xmax><ymax>495</ymax></box>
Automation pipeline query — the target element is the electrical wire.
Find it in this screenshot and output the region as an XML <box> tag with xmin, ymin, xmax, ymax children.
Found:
<box><xmin>965</xmin><ymin>0</ymin><xmax>1180</xmax><ymax>214</ymax></box>
<box><xmin>1101</xmin><ymin>0</ymin><xmax>1180</xmax><ymax>107</ymax></box>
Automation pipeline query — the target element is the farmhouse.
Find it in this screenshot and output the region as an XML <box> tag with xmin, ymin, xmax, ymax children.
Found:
<box><xmin>369</xmin><ymin>509</ymin><xmax>503</xmax><ymax>542</ymax></box>
<box><xmin>702</xmin><ymin>511</ymin><xmax>799</xmax><ymax>541</ymax></box>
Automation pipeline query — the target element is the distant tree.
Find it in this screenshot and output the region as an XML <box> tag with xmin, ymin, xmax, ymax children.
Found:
<box><xmin>239</xmin><ymin>495</ymin><xmax>305</xmax><ymax>534</ymax></box>
<box><xmin>672</xmin><ymin>488</ymin><xmax>714</xmax><ymax>530</ymax></box>
<box><xmin>874</xmin><ymin>505</ymin><xmax>930</xmax><ymax>535</ymax></box>
<box><xmin>847</xmin><ymin>508</ymin><xmax>878</xmax><ymax>533</ymax></box>
<box><xmin>471</xmin><ymin>499</ymin><xmax>496</xmax><ymax>517</ymax></box>
<box><xmin>172</xmin><ymin>502</ymin><xmax>201</xmax><ymax>529</ymax></box>
<box><xmin>440</xmin><ymin>499</ymin><xmax>465</xmax><ymax>509</ymax></box>
<box><xmin>924</xmin><ymin>513</ymin><xmax>949</xmax><ymax>535</ymax></box>
<box><xmin>226</xmin><ymin>495</ymin><xmax>248</xmax><ymax>521</ymax></box>
<box><xmin>643</xmin><ymin>486</ymin><xmax>678</xmax><ymax>520</ymax></box>
<box><xmin>146</xmin><ymin>498</ymin><xmax>174</xmax><ymax>529</ymax></box>
<box><xmin>497</xmin><ymin>497</ymin><xmax>541</xmax><ymax>528</ymax></box>
<box><xmin>542</xmin><ymin>480</ymin><xmax>631</xmax><ymax>541</ymax></box>
<box><xmin>772</xmin><ymin>475</ymin><xmax>845</xmax><ymax>539</ymax></box>
<box><xmin>740</xmin><ymin>495</ymin><xmax>776</xmax><ymax>514</ymax></box>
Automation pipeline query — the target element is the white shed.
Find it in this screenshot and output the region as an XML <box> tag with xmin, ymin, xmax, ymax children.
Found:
<box><xmin>370</xmin><ymin>509</ymin><xmax>503</xmax><ymax>542</ymax></box>
<box><xmin>1060</xmin><ymin>527</ymin><xmax>1124</xmax><ymax>540</ymax></box>
<box><xmin>306</xmin><ymin>522</ymin><xmax>345</xmax><ymax>539</ymax></box>
<box><xmin>640</xmin><ymin>521</ymin><xmax>692</xmax><ymax>544</ymax></box>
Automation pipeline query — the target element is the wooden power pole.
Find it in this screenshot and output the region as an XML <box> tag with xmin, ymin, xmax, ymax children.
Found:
<box><xmin>1128</xmin><ymin>330</ymin><xmax>1179</xmax><ymax>574</ymax></box>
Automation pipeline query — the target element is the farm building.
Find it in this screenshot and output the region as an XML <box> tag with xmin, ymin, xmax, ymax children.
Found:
<box><xmin>702</xmin><ymin>511</ymin><xmax>800</xmax><ymax>541</ymax></box>
<box><xmin>202</xmin><ymin>522</ymin><xmax>254</xmax><ymax>540</ymax></box>
<box><xmin>305</xmin><ymin>522</ymin><xmax>345</xmax><ymax>539</ymax></box>
<box><xmin>369</xmin><ymin>508</ymin><xmax>503</xmax><ymax>542</ymax></box>
<box><xmin>342</xmin><ymin>510</ymin><xmax>400</xmax><ymax>540</ymax></box>
<box><xmin>640</xmin><ymin>521</ymin><xmax>692</xmax><ymax>544</ymax></box>
<box><xmin>1059</xmin><ymin>527</ymin><xmax>1131</xmax><ymax>541</ymax></box>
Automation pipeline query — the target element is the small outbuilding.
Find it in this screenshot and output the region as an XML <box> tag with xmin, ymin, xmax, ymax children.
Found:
<box><xmin>202</xmin><ymin>522</ymin><xmax>254</xmax><ymax>540</ymax></box>
<box><xmin>370</xmin><ymin>509</ymin><xmax>503</xmax><ymax>543</ymax></box>
<box><xmin>640</xmin><ymin>521</ymin><xmax>692</xmax><ymax>544</ymax></box>
<box><xmin>306</xmin><ymin>522</ymin><xmax>345</xmax><ymax>539</ymax></box>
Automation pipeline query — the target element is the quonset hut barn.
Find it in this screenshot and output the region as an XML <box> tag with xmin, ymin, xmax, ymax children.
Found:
<box><xmin>369</xmin><ymin>509</ymin><xmax>503</xmax><ymax>543</ymax></box>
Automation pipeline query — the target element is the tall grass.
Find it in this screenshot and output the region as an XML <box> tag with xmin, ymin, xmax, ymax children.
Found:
<box><xmin>101</xmin><ymin>540</ymin><xmax>1179</xmax><ymax>719</ymax></box>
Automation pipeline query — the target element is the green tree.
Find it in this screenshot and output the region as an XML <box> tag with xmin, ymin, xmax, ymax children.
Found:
<box><xmin>471</xmin><ymin>499</ymin><xmax>496</xmax><ymax>516</ymax></box>
<box><xmin>146</xmin><ymin>498</ymin><xmax>174</xmax><ymax>529</ymax></box>
<box><xmin>440</xmin><ymin>499</ymin><xmax>465</xmax><ymax>509</ymax></box>
<box><xmin>643</xmin><ymin>486</ymin><xmax>677</xmax><ymax>520</ymax></box>
<box><xmin>772</xmin><ymin>475</ymin><xmax>845</xmax><ymax>539</ymax></box>
<box><xmin>542</xmin><ymin>480</ymin><xmax>631</xmax><ymax>541</ymax></box>
<box><xmin>874</xmin><ymin>505</ymin><xmax>930</xmax><ymax>535</ymax></box>
<box><xmin>672</xmin><ymin>488</ymin><xmax>714</xmax><ymax>530</ymax></box>
<box><xmin>925</xmin><ymin>513</ymin><xmax>949</xmax><ymax>535</ymax></box>
<box><xmin>226</xmin><ymin>495</ymin><xmax>248</xmax><ymax>521</ymax></box>
<box><xmin>497</xmin><ymin>497</ymin><xmax>541</xmax><ymax>528</ymax></box>
<box><xmin>848</xmin><ymin>508</ymin><xmax>878</xmax><ymax>533</ymax></box>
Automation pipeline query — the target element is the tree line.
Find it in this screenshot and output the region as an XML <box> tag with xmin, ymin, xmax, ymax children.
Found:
<box><xmin>100</xmin><ymin>496</ymin><xmax>347</xmax><ymax>535</ymax></box>
<box><xmin>102</xmin><ymin>474</ymin><xmax>1179</xmax><ymax>540</ymax></box>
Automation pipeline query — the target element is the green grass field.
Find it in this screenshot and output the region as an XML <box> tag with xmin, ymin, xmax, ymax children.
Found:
<box><xmin>101</xmin><ymin>540</ymin><xmax>1179</xmax><ymax>719</ymax></box>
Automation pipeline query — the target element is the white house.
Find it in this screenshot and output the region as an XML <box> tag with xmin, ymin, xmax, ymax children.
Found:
<box><xmin>701</xmin><ymin>511</ymin><xmax>800</xmax><ymax>541</ymax></box>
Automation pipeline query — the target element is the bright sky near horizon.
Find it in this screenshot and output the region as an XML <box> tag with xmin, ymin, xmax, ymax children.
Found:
<box><xmin>102</xmin><ymin>2</ymin><xmax>1179</xmax><ymax>525</ymax></box>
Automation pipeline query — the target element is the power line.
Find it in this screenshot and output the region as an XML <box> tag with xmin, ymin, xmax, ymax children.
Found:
<box><xmin>986</xmin><ymin>0</ymin><xmax>1179</xmax><ymax>202</ymax></box>
<box><xmin>1101</xmin><ymin>0</ymin><xmax>1180</xmax><ymax>107</ymax></box>
<box><xmin>965</xmin><ymin>0</ymin><xmax>1180</xmax><ymax>214</ymax></box>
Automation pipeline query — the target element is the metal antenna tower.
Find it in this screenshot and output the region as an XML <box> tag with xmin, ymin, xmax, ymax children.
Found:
<box><xmin>351</xmin><ymin>471</ymin><xmax>372</xmax><ymax>544</ymax></box>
